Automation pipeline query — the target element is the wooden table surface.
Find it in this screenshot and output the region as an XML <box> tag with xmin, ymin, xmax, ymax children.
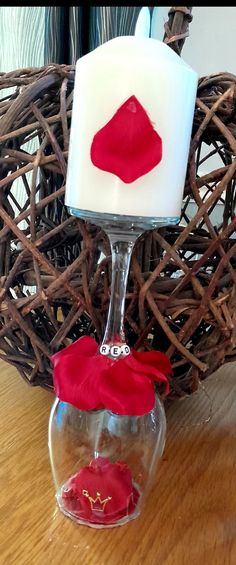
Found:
<box><xmin>0</xmin><ymin>359</ymin><xmax>236</xmax><ymax>565</ymax></box>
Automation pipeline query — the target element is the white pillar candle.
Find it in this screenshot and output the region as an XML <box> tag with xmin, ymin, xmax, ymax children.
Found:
<box><xmin>66</xmin><ymin>36</ymin><xmax>198</xmax><ymax>220</ymax></box>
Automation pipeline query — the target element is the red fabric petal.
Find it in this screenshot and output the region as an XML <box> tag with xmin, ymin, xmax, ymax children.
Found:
<box><xmin>132</xmin><ymin>349</ymin><xmax>172</xmax><ymax>376</ymax></box>
<box><xmin>125</xmin><ymin>354</ymin><xmax>170</xmax><ymax>397</ymax></box>
<box><xmin>51</xmin><ymin>336</ymin><xmax>98</xmax><ymax>363</ymax></box>
<box><xmin>90</xmin><ymin>95</ymin><xmax>162</xmax><ymax>184</ymax></box>
<box><xmin>99</xmin><ymin>358</ymin><xmax>155</xmax><ymax>416</ymax></box>
<box><xmin>61</xmin><ymin>457</ymin><xmax>140</xmax><ymax>525</ymax></box>
<box><xmin>52</xmin><ymin>353</ymin><xmax>106</xmax><ymax>410</ymax></box>
<box><xmin>51</xmin><ymin>336</ymin><xmax>171</xmax><ymax>415</ymax></box>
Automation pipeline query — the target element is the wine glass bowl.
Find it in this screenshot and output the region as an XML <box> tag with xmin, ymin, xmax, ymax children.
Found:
<box><xmin>48</xmin><ymin>394</ymin><xmax>166</xmax><ymax>528</ymax></box>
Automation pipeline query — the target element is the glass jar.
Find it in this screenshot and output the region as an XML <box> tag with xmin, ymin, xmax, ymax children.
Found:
<box><xmin>48</xmin><ymin>394</ymin><xmax>166</xmax><ymax>528</ymax></box>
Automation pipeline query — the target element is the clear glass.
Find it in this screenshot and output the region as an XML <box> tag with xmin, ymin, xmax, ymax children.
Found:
<box><xmin>68</xmin><ymin>207</ymin><xmax>180</xmax><ymax>232</ymax></box>
<box><xmin>48</xmin><ymin>208</ymin><xmax>174</xmax><ymax>528</ymax></box>
<box><xmin>48</xmin><ymin>396</ymin><xmax>166</xmax><ymax>528</ymax></box>
<box><xmin>68</xmin><ymin>208</ymin><xmax>179</xmax><ymax>354</ymax></box>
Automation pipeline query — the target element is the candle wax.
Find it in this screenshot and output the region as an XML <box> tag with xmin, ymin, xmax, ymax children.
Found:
<box><xmin>66</xmin><ymin>36</ymin><xmax>198</xmax><ymax>220</ymax></box>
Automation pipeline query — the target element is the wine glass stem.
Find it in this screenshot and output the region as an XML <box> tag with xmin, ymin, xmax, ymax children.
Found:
<box><xmin>102</xmin><ymin>232</ymin><xmax>139</xmax><ymax>345</ymax></box>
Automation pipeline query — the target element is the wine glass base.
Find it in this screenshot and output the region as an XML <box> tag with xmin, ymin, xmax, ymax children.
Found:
<box><xmin>68</xmin><ymin>207</ymin><xmax>180</xmax><ymax>233</ymax></box>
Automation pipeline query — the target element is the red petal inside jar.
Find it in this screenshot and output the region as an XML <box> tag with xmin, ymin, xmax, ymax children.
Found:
<box><xmin>90</xmin><ymin>95</ymin><xmax>162</xmax><ymax>183</ymax></box>
<box><xmin>59</xmin><ymin>457</ymin><xmax>140</xmax><ymax>525</ymax></box>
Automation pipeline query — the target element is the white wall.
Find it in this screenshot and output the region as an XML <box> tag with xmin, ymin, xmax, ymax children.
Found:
<box><xmin>151</xmin><ymin>7</ymin><xmax>235</xmax><ymax>227</ymax></box>
<box><xmin>151</xmin><ymin>7</ymin><xmax>236</xmax><ymax>77</ymax></box>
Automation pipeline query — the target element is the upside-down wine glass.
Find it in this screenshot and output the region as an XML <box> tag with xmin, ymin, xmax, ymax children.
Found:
<box><xmin>48</xmin><ymin>35</ymin><xmax>198</xmax><ymax>528</ymax></box>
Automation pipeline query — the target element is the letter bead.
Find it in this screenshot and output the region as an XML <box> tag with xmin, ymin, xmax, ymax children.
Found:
<box><xmin>110</xmin><ymin>346</ymin><xmax>121</xmax><ymax>357</ymax></box>
<box><xmin>100</xmin><ymin>345</ymin><xmax>110</xmax><ymax>355</ymax></box>
<box><xmin>121</xmin><ymin>345</ymin><xmax>130</xmax><ymax>356</ymax></box>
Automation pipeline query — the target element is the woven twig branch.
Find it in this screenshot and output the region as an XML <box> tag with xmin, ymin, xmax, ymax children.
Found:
<box><xmin>0</xmin><ymin>37</ymin><xmax>235</xmax><ymax>397</ymax></box>
<box><xmin>163</xmin><ymin>6</ymin><xmax>193</xmax><ymax>55</ymax></box>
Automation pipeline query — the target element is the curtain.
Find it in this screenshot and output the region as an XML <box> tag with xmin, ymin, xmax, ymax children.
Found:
<box><xmin>44</xmin><ymin>6</ymin><xmax>145</xmax><ymax>65</ymax></box>
<box><xmin>0</xmin><ymin>7</ymin><xmax>45</xmax><ymax>72</ymax></box>
<box><xmin>0</xmin><ymin>7</ymin><xmax>162</xmax><ymax>71</ymax></box>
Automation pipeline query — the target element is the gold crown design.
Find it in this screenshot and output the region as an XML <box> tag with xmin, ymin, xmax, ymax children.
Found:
<box><xmin>82</xmin><ymin>489</ymin><xmax>112</xmax><ymax>512</ymax></box>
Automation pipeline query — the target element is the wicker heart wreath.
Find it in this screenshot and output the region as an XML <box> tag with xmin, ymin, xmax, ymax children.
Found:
<box><xmin>0</xmin><ymin>11</ymin><xmax>235</xmax><ymax>399</ymax></box>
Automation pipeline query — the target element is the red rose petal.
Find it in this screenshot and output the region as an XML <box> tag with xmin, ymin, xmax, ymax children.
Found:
<box><xmin>90</xmin><ymin>95</ymin><xmax>162</xmax><ymax>183</ymax></box>
<box><xmin>61</xmin><ymin>457</ymin><xmax>140</xmax><ymax>525</ymax></box>
<box><xmin>51</xmin><ymin>336</ymin><xmax>98</xmax><ymax>363</ymax></box>
<box><xmin>126</xmin><ymin>354</ymin><xmax>170</xmax><ymax>397</ymax></box>
<box><xmin>52</xmin><ymin>354</ymin><xmax>106</xmax><ymax>410</ymax></box>
<box><xmin>99</xmin><ymin>357</ymin><xmax>155</xmax><ymax>416</ymax></box>
<box><xmin>51</xmin><ymin>336</ymin><xmax>171</xmax><ymax>415</ymax></box>
<box><xmin>132</xmin><ymin>349</ymin><xmax>173</xmax><ymax>376</ymax></box>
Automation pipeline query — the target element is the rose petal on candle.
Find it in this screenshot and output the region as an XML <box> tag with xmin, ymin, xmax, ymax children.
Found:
<box><xmin>90</xmin><ymin>95</ymin><xmax>162</xmax><ymax>183</ymax></box>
